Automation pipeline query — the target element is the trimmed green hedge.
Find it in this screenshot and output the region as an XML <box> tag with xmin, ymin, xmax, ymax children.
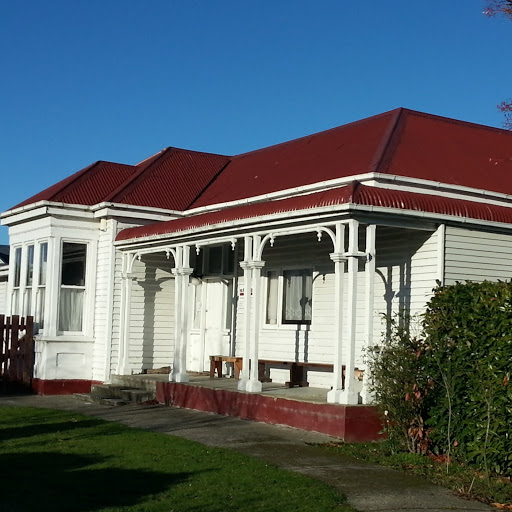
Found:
<box><xmin>369</xmin><ymin>281</ymin><xmax>512</xmax><ymax>477</ymax></box>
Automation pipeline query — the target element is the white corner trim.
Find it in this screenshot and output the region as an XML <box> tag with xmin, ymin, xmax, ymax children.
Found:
<box><xmin>436</xmin><ymin>224</ymin><xmax>446</xmax><ymax>285</ymax></box>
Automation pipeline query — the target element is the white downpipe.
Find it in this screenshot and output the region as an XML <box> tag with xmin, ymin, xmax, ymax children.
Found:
<box><xmin>362</xmin><ymin>224</ymin><xmax>376</xmax><ymax>404</ymax></box>
<box><xmin>327</xmin><ymin>223</ymin><xmax>346</xmax><ymax>404</ymax></box>
<box><xmin>340</xmin><ymin>219</ymin><xmax>360</xmax><ymax>405</ymax></box>
<box><xmin>238</xmin><ymin>236</ymin><xmax>253</xmax><ymax>391</ymax></box>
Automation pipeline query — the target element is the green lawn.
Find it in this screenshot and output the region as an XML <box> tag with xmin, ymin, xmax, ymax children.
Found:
<box><xmin>0</xmin><ymin>406</ymin><xmax>352</xmax><ymax>512</ymax></box>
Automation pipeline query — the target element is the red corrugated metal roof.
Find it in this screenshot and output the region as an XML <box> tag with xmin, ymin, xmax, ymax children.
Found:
<box><xmin>12</xmin><ymin>108</ymin><xmax>512</xmax><ymax>215</ymax></box>
<box><xmin>379</xmin><ymin>110</ymin><xmax>512</xmax><ymax>193</ymax></box>
<box><xmin>190</xmin><ymin>108</ymin><xmax>512</xmax><ymax>208</ymax></box>
<box><xmin>116</xmin><ymin>182</ymin><xmax>512</xmax><ymax>242</ymax></box>
<box><xmin>107</xmin><ymin>148</ymin><xmax>229</xmax><ymax>211</ymax></box>
<box><xmin>13</xmin><ymin>161</ymin><xmax>137</xmax><ymax>209</ymax></box>
<box><xmin>11</xmin><ymin>148</ymin><xmax>229</xmax><ymax>211</ymax></box>
<box><xmin>190</xmin><ymin>110</ymin><xmax>398</xmax><ymax>208</ymax></box>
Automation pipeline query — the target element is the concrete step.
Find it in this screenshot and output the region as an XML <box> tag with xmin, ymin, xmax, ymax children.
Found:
<box><xmin>110</xmin><ymin>374</ymin><xmax>161</xmax><ymax>392</ymax></box>
<box><xmin>118</xmin><ymin>388</ymin><xmax>155</xmax><ymax>403</ymax></box>
<box><xmin>74</xmin><ymin>380</ymin><xmax>157</xmax><ymax>407</ymax></box>
<box><xmin>74</xmin><ymin>393</ymin><xmax>93</xmax><ymax>402</ymax></box>
<box><xmin>91</xmin><ymin>384</ymin><xmax>138</xmax><ymax>399</ymax></box>
<box><xmin>72</xmin><ymin>393</ymin><xmax>128</xmax><ymax>406</ymax></box>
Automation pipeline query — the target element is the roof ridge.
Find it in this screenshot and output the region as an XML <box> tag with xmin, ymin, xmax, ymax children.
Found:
<box><xmin>400</xmin><ymin>108</ymin><xmax>512</xmax><ymax>136</ymax></box>
<box><xmin>347</xmin><ymin>180</ymin><xmax>361</xmax><ymax>202</ymax></box>
<box><xmin>186</xmin><ymin>158</ymin><xmax>232</xmax><ymax>209</ymax></box>
<box><xmin>48</xmin><ymin>161</ymin><xmax>102</xmax><ymax>201</ymax></box>
<box><xmin>231</xmin><ymin>109</ymin><xmax>404</xmax><ymax>160</ymax></box>
<box><xmin>103</xmin><ymin>148</ymin><xmax>173</xmax><ymax>203</ymax></box>
<box><xmin>11</xmin><ymin>160</ymin><xmax>103</xmax><ymax>209</ymax></box>
<box><xmin>371</xmin><ymin>108</ymin><xmax>406</xmax><ymax>173</ymax></box>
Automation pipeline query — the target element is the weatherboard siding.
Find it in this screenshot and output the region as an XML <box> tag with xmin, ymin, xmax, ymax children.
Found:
<box><xmin>444</xmin><ymin>227</ymin><xmax>512</xmax><ymax>284</ymax></box>
<box><xmin>128</xmin><ymin>252</ymin><xmax>175</xmax><ymax>373</ymax></box>
<box><xmin>0</xmin><ymin>278</ymin><xmax>7</xmax><ymax>316</ymax></box>
<box><xmin>109</xmin><ymin>221</ymin><xmax>142</xmax><ymax>376</ymax></box>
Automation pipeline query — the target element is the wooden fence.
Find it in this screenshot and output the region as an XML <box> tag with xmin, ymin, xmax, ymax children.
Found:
<box><xmin>0</xmin><ymin>315</ymin><xmax>34</xmax><ymax>392</ymax></box>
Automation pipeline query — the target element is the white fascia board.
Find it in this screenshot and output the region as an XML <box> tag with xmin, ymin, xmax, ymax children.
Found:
<box><xmin>1</xmin><ymin>202</ymin><xmax>92</xmax><ymax>226</ymax></box>
<box><xmin>372</xmin><ymin>174</ymin><xmax>512</xmax><ymax>207</ymax></box>
<box><xmin>349</xmin><ymin>203</ymin><xmax>512</xmax><ymax>232</ymax></box>
<box><xmin>46</xmin><ymin>207</ymin><xmax>95</xmax><ymax>220</ymax></box>
<box><xmin>1</xmin><ymin>205</ymin><xmax>50</xmax><ymax>226</ymax></box>
<box><xmin>182</xmin><ymin>172</ymin><xmax>512</xmax><ymax>217</ymax></box>
<box><xmin>1</xmin><ymin>200</ymin><xmax>182</xmax><ymax>225</ymax></box>
<box><xmin>91</xmin><ymin>202</ymin><xmax>184</xmax><ymax>220</ymax></box>
<box><xmin>0</xmin><ymin>266</ymin><xmax>8</xmax><ymax>278</ymax></box>
<box><xmin>92</xmin><ymin>207</ymin><xmax>180</xmax><ymax>222</ymax></box>
<box><xmin>1</xmin><ymin>201</ymin><xmax>90</xmax><ymax>219</ymax></box>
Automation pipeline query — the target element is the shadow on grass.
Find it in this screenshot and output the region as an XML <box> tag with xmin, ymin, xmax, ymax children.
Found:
<box><xmin>0</xmin><ymin>418</ymin><xmax>107</xmax><ymax>442</ymax></box>
<box><xmin>0</xmin><ymin>451</ymin><xmax>197</xmax><ymax>512</ymax></box>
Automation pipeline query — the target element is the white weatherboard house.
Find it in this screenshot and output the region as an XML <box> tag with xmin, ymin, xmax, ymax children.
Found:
<box><xmin>2</xmin><ymin>108</ymin><xmax>512</xmax><ymax>406</ymax></box>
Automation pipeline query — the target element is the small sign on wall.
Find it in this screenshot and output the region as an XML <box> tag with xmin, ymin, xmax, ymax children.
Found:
<box><xmin>238</xmin><ymin>284</ymin><xmax>252</xmax><ymax>298</ymax></box>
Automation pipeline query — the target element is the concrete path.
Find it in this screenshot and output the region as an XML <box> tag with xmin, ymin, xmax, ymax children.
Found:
<box><xmin>0</xmin><ymin>394</ymin><xmax>492</xmax><ymax>512</ymax></box>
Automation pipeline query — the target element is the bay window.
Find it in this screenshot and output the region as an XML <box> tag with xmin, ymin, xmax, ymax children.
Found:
<box><xmin>11</xmin><ymin>247</ymin><xmax>22</xmax><ymax>315</ymax></box>
<box><xmin>59</xmin><ymin>242</ymin><xmax>87</xmax><ymax>332</ymax></box>
<box><xmin>25</xmin><ymin>245</ymin><xmax>34</xmax><ymax>316</ymax></box>
<box><xmin>37</xmin><ymin>242</ymin><xmax>48</xmax><ymax>329</ymax></box>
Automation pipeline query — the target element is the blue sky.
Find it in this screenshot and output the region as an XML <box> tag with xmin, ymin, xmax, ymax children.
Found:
<box><xmin>1</xmin><ymin>1</ymin><xmax>511</xmax><ymax>244</ymax></box>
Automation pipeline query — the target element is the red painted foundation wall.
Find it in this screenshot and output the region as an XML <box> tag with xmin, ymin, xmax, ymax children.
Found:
<box><xmin>157</xmin><ymin>382</ymin><xmax>383</xmax><ymax>442</ymax></box>
<box><xmin>31</xmin><ymin>379</ymin><xmax>100</xmax><ymax>395</ymax></box>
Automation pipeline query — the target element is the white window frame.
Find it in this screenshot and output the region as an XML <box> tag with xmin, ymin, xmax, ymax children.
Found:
<box><xmin>10</xmin><ymin>246</ymin><xmax>22</xmax><ymax>316</ymax></box>
<box><xmin>57</xmin><ymin>239</ymin><xmax>91</xmax><ymax>336</ymax></box>
<box><xmin>9</xmin><ymin>240</ymin><xmax>50</xmax><ymax>328</ymax></box>
<box><xmin>195</xmin><ymin>244</ymin><xmax>236</xmax><ymax>278</ymax></box>
<box><xmin>23</xmin><ymin>244</ymin><xmax>35</xmax><ymax>317</ymax></box>
<box><xmin>262</xmin><ymin>266</ymin><xmax>315</xmax><ymax>330</ymax></box>
<box><xmin>35</xmin><ymin>241</ymin><xmax>48</xmax><ymax>331</ymax></box>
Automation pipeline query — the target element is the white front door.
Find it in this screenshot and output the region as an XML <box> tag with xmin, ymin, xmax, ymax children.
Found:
<box><xmin>188</xmin><ymin>279</ymin><xmax>232</xmax><ymax>372</ymax></box>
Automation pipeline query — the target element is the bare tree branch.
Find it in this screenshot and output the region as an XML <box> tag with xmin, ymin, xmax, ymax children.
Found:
<box><xmin>484</xmin><ymin>0</ymin><xmax>512</xmax><ymax>18</ymax></box>
<box><xmin>485</xmin><ymin>2</ymin><xmax>512</xmax><ymax>129</ymax></box>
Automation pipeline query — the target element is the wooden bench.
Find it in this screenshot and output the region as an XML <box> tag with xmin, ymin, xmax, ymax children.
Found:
<box><xmin>258</xmin><ymin>360</ymin><xmax>364</xmax><ymax>388</ymax></box>
<box><xmin>209</xmin><ymin>355</ymin><xmax>243</xmax><ymax>380</ymax></box>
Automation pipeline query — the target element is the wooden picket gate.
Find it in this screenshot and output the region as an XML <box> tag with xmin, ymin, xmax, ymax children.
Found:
<box><xmin>0</xmin><ymin>315</ymin><xmax>35</xmax><ymax>392</ymax></box>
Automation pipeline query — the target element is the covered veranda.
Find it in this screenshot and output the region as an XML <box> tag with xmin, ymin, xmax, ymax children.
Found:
<box><xmin>113</xmin><ymin>182</ymin><xmax>442</xmax><ymax>407</ymax></box>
